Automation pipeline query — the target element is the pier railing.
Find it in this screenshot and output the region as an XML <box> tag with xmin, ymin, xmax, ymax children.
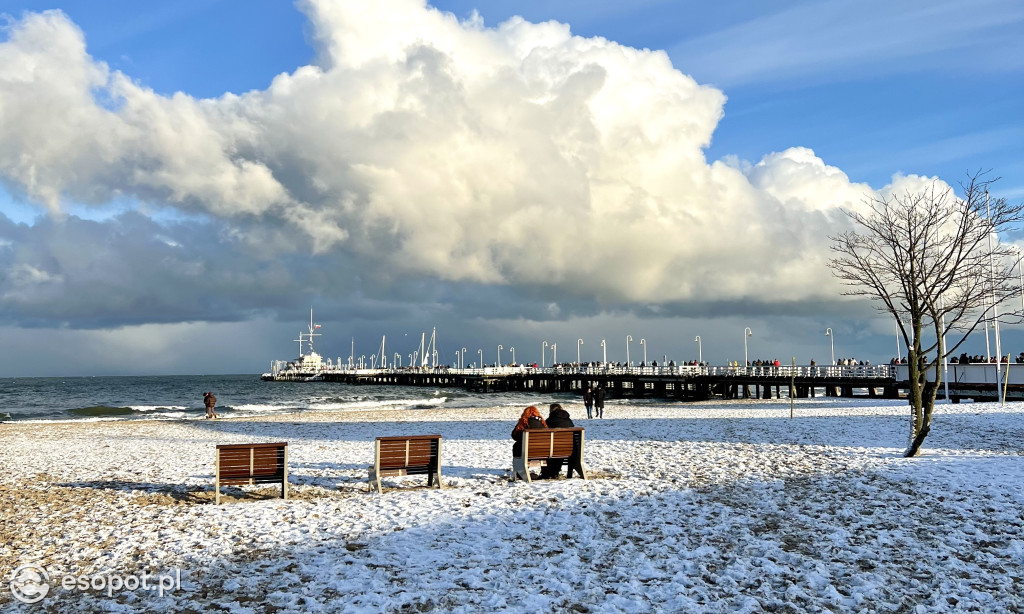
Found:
<box><xmin>304</xmin><ymin>364</ymin><xmax>898</xmax><ymax>379</ymax></box>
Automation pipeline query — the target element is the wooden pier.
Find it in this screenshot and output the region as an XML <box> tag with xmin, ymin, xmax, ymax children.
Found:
<box><xmin>319</xmin><ymin>365</ymin><xmax>903</xmax><ymax>401</ymax></box>
<box><xmin>310</xmin><ymin>363</ymin><xmax>1024</xmax><ymax>403</ymax></box>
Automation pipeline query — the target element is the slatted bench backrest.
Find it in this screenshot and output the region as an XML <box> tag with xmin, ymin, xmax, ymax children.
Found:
<box><xmin>216</xmin><ymin>442</ymin><xmax>287</xmax><ymax>485</ymax></box>
<box><xmin>523</xmin><ymin>427</ymin><xmax>584</xmax><ymax>461</ymax></box>
<box><xmin>375</xmin><ymin>435</ymin><xmax>441</xmax><ymax>475</ymax></box>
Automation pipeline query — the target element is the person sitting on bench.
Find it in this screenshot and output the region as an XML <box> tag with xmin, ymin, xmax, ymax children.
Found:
<box><xmin>511</xmin><ymin>406</ymin><xmax>546</xmax><ymax>459</ymax></box>
<box><xmin>541</xmin><ymin>403</ymin><xmax>575</xmax><ymax>479</ymax></box>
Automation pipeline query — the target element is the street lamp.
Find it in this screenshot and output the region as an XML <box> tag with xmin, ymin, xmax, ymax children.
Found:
<box><xmin>460</xmin><ymin>347</ymin><xmax>467</xmax><ymax>370</ymax></box>
<box><xmin>510</xmin><ymin>347</ymin><xmax>515</xmax><ymax>364</ymax></box>
<box><xmin>577</xmin><ymin>338</ymin><xmax>584</xmax><ymax>365</ymax></box>
<box><xmin>694</xmin><ymin>335</ymin><xmax>702</xmax><ymax>364</ymax></box>
<box><xmin>826</xmin><ymin>328</ymin><xmax>835</xmax><ymax>366</ymax></box>
<box><xmin>551</xmin><ymin>343</ymin><xmax>557</xmax><ymax>365</ymax></box>
<box><xmin>478</xmin><ymin>349</ymin><xmax>483</xmax><ymax>369</ymax></box>
<box><xmin>542</xmin><ymin>341</ymin><xmax>548</xmax><ymax>367</ymax></box>
<box><xmin>626</xmin><ymin>335</ymin><xmax>633</xmax><ymax>366</ymax></box>
<box><xmin>601</xmin><ymin>339</ymin><xmax>607</xmax><ymax>364</ymax></box>
<box><xmin>395</xmin><ymin>352</ymin><xmax>401</xmax><ymax>368</ymax></box>
<box><xmin>360</xmin><ymin>355</ymin><xmax>366</xmax><ymax>369</ymax></box>
<box><xmin>408</xmin><ymin>353</ymin><xmax>414</xmax><ymax>367</ymax></box>
<box><xmin>371</xmin><ymin>354</ymin><xmax>376</xmax><ymax>369</ymax></box>
<box><xmin>743</xmin><ymin>327</ymin><xmax>752</xmax><ymax>367</ymax></box>
<box><xmin>498</xmin><ymin>344</ymin><xmax>503</xmax><ymax>367</ymax></box>
<box><xmin>640</xmin><ymin>338</ymin><xmax>647</xmax><ymax>365</ymax></box>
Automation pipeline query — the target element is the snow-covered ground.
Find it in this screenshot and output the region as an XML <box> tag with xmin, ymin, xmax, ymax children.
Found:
<box><xmin>2</xmin><ymin>398</ymin><xmax>1023</xmax><ymax>613</ymax></box>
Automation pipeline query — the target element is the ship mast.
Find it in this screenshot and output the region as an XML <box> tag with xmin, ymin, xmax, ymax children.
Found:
<box><xmin>306</xmin><ymin>307</ymin><xmax>322</xmax><ymax>354</ymax></box>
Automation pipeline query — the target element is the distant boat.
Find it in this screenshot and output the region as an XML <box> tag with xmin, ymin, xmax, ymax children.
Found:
<box><xmin>262</xmin><ymin>309</ymin><xmax>329</xmax><ymax>382</ymax></box>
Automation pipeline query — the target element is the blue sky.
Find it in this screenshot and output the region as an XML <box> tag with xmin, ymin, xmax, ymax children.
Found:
<box><xmin>0</xmin><ymin>0</ymin><xmax>1022</xmax><ymax>376</ymax></box>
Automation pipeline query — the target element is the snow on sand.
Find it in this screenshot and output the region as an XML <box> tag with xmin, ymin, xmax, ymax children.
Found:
<box><xmin>2</xmin><ymin>399</ymin><xmax>1023</xmax><ymax>613</ymax></box>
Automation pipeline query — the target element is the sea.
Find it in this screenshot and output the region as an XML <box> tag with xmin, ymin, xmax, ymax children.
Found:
<box><xmin>0</xmin><ymin>374</ymin><xmax>583</xmax><ymax>423</ymax></box>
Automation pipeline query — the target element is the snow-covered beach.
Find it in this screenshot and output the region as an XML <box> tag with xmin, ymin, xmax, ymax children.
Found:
<box><xmin>3</xmin><ymin>398</ymin><xmax>1023</xmax><ymax>613</ymax></box>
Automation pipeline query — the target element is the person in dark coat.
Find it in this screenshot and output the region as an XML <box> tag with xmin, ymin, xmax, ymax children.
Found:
<box><xmin>203</xmin><ymin>391</ymin><xmax>218</xmax><ymax>419</ymax></box>
<box><xmin>583</xmin><ymin>385</ymin><xmax>594</xmax><ymax>419</ymax></box>
<box><xmin>594</xmin><ymin>385</ymin><xmax>605</xmax><ymax>418</ymax></box>
<box><xmin>541</xmin><ymin>403</ymin><xmax>575</xmax><ymax>479</ymax></box>
<box><xmin>511</xmin><ymin>405</ymin><xmax>546</xmax><ymax>458</ymax></box>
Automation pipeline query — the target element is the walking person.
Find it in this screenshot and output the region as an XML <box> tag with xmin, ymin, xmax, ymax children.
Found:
<box><xmin>594</xmin><ymin>385</ymin><xmax>605</xmax><ymax>419</ymax></box>
<box><xmin>203</xmin><ymin>391</ymin><xmax>218</xmax><ymax>419</ymax></box>
<box><xmin>583</xmin><ymin>385</ymin><xmax>594</xmax><ymax>419</ymax></box>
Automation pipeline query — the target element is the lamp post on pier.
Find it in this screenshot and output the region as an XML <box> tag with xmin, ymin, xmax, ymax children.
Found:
<box><xmin>542</xmin><ymin>341</ymin><xmax>548</xmax><ymax>367</ymax></box>
<box><xmin>460</xmin><ymin>347</ymin><xmax>467</xmax><ymax>370</ymax></box>
<box><xmin>498</xmin><ymin>344</ymin><xmax>503</xmax><ymax>367</ymax></box>
<box><xmin>601</xmin><ymin>339</ymin><xmax>607</xmax><ymax>365</ymax></box>
<box><xmin>551</xmin><ymin>344</ymin><xmax>557</xmax><ymax>365</ymax></box>
<box><xmin>695</xmin><ymin>336</ymin><xmax>702</xmax><ymax>364</ymax></box>
<box><xmin>626</xmin><ymin>335</ymin><xmax>633</xmax><ymax>366</ymax></box>
<box><xmin>826</xmin><ymin>328</ymin><xmax>835</xmax><ymax>366</ymax></box>
<box><xmin>395</xmin><ymin>353</ymin><xmax>401</xmax><ymax>368</ymax></box>
<box><xmin>478</xmin><ymin>349</ymin><xmax>483</xmax><ymax>369</ymax></box>
<box><xmin>577</xmin><ymin>339</ymin><xmax>584</xmax><ymax>365</ymax></box>
<box><xmin>743</xmin><ymin>327</ymin><xmax>752</xmax><ymax>368</ymax></box>
<box><xmin>510</xmin><ymin>347</ymin><xmax>515</xmax><ymax>365</ymax></box>
<box><xmin>640</xmin><ymin>338</ymin><xmax>647</xmax><ymax>365</ymax></box>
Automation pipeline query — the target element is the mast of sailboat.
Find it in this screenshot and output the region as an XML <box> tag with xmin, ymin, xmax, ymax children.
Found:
<box><xmin>378</xmin><ymin>335</ymin><xmax>387</xmax><ymax>368</ymax></box>
<box><xmin>306</xmin><ymin>307</ymin><xmax>322</xmax><ymax>354</ymax></box>
<box><xmin>419</xmin><ymin>333</ymin><xmax>426</xmax><ymax>367</ymax></box>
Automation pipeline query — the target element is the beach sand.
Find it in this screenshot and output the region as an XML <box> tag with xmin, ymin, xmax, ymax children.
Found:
<box><xmin>2</xmin><ymin>399</ymin><xmax>1023</xmax><ymax>613</ymax></box>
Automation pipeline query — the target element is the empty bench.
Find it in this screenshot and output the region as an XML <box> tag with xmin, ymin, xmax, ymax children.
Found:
<box><xmin>369</xmin><ymin>434</ymin><xmax>443</xmax><ymax>493</ymax></box>
<box><xmin>214</xmin><ymin>442</ymin><xmax>288</xmax><ymax>504</ymax></box>
<box><xmin>513</xmin><ymin>427</ymin><xmax>587</xmax><ymax>483</ymax></box>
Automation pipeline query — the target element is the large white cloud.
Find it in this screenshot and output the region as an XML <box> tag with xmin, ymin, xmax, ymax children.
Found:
<box><xmin>0</xmin><ymin>0</ymin><xmax>944</xmax><ymax>316</ymax></box>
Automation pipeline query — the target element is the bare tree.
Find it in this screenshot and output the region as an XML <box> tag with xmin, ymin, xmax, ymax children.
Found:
<box><xmin>829</xmin><ymin>173</ymin><xmax>1024</xmax><ymax>457</ymax></box>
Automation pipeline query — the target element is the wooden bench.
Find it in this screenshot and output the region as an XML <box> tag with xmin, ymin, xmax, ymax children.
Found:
<box><xmin>368</xmin><ymin>434</ymin><xmax>443</xmax><ymax>493</ymax></box>
<box><xmin>513</xmin><ymin>427</ymin><xmax>587</xmax><ymax>483</ymax></box>
<box><xmin>214</xmin><ymin>442</ymin><xmax>288</xmax><ymax>504</ymax></box>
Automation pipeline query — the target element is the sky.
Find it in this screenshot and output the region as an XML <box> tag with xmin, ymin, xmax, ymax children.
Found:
<box><xmin>0</xmin><ymin>0</ymin><xmax>1022</xmax><ymax>376</ymax></box>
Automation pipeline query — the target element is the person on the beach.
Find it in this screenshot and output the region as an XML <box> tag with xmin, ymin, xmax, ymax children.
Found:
<box><xmin>594</xmin><ymin>385</ymin><xmax>605</xmax><ymax>418</ymax></box>
<box><xmin>511</xmin><ymin>405</ymin><xmax>546</xmax><ymax>458</ymax></box>
<box><xmin>204</xmin><ymin>391</ymin><xmax>218</xmax><ymax>419</ymax></box>
<box><xmin>583</xmin><ymin>385</ymin><xmax>594</xmax><ymax>419</ymax></box>
<box><xmin>541</xmin><ymin>403</ymin><xmax>574</xmax><ymax>479</ymax></box>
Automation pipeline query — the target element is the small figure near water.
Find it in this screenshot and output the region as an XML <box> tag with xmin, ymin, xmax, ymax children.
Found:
<box><xmin>583</xmin><ymin>385</ymin><xmax>594</xmax><ymax>419</ymax></box>
<box><xmin>594</xmin><ymin>385</ymin><xmax>606</xmax><ymax>418</ymax></box>
<box><xmin>204</xmin><ymin>391</ymin><xmax>218</xmax><ymax>419</ymax></box>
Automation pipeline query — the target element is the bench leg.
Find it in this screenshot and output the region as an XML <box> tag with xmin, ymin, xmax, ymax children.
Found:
<box><xmin>568</xmin><ymin>456</ymin><xmax>587</xmax><ymax>480</ymax></box>
<box><xmin>512</xmin><ymin>456</ymin><xmax>531</xmax><ymax>483</ymax></box>
<box><xmin>429</xmin><ymin>467</ymin><xmax>443</xmax><ymax>489</ymax></box>
<box><xmin>215</xmin><ymin>483</ymin><xmax>221</xmax><ymax>505</ymax></box>
<box><xmin>368</xmin><ymin>465</ymin><xmax>382</xmax><ymax>493</ymax></box>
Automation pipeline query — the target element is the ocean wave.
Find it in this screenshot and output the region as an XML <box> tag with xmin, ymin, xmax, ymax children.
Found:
<box><xmin>307</xmin><ymin>397</ymin><xmax>448</xmax><ymax>412</ymax></box>
<box><xmin>68</xmin><ymin>405</ymin><xmax>137</xmax><ymax>417</ymax></box>
<box><xmin>131</xmin><ymin>405</ymin><xmax>188</xmax><ymax>413</ymax></box>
